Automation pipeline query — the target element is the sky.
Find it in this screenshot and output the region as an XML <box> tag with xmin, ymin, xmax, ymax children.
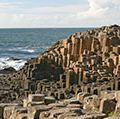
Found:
<box><xmin>0</xmin><ymin>0</ymin><xmax>119</xmax><ymax>28</ymax></box>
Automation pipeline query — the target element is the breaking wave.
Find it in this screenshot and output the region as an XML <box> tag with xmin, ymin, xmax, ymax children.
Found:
<box><xmin>0</xmin><ymin>57</ymin><xmax>27</xmax><ymax>71</ymax></box>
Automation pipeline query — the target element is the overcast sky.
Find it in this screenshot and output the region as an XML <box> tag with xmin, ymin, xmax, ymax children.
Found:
<box><xmin>0</xmin><ymin>0</ymin><xmax>119</xmax><ymax>28</ymax></box>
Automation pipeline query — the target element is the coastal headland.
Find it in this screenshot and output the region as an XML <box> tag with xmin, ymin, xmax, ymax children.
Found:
<box><xmin>0</xmin><ymin>25</ymin><xmax>120</xmax><ymax>119</ymax></box>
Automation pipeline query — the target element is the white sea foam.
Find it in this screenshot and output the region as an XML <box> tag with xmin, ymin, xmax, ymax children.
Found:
<box><xmin>0</xmin><ymin>57</ymin><xmax>26</xmax><ymax>71</ymax></box>
<box><xmin>22</xmin><ymin>49</ymin><xmax>35</xmax><ymax>53</ymax></box>
<box><xmin>8</xmin><ymin>47</ymin><xmax>35</xmax><ymax>53</ymax></box>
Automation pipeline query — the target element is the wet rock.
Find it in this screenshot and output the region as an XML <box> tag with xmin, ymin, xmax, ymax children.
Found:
<box><xmin>0</xmin><ymin>67</ymin><xmax>16</xmax><ymax>74</ymax></box>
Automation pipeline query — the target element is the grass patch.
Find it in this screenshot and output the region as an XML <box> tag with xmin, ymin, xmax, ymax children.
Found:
<box><xmin>108</xmin><ymin>111</ymin><xmax>116</xmax><ymax>117</ymax></box>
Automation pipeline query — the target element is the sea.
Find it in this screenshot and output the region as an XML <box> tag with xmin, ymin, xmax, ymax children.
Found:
<box><xmin>0</xmin><ymin>28</ymin><xmax>91</xmax><ymax>70</ymax></box>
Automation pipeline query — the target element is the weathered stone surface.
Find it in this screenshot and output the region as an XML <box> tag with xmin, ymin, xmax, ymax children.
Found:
<box><xmin>64</xmin><ymin>113</ymin><xmax>106</xmax><ymax>119</ymax></box>
<box><xmin>99</xmin><ymin>98</ymin><xmax>116</xmax><ymax>114</ymax></box>
<box><xmin>4</xmin><ymin>106</ymin><xmax>16</xmax><ymax>119</ymax></box>
<box><xmin>115</xmin><ymin>102</ymin><xmax>120</xmax><ymax>116</ymax></box>
<box><xmin>0</xmin><ymin>103</ymin><xmax>19</xmax><ymax>119</ymax></box>
<box><xmin>83</xmin><ymin>95</ymin><xmax>100</xmax><ymax>111</ymax></box>
<box><xmin>9</xmin><ymin>107</ymin><xmax>27</xmax><ymax>119</ymax></box>
<box><xmin>28</xmin><ymin>105</ymin><xmax>52</xmax><ymax>119</ymax></box>
<box><xmin>77</xmin><ymin>92</ymin><xmax>91</xmax><ymax>103</ymax></box>
<box><xmin>28</xmin><ymin>94</ymin><xmax>45</xmax><ymax>102</ymax></box>
<box><xmin>16</xmin><ymin>113</ymin><xmax>28</xmax><ymax>119</ymax></box>
<box><xmin>104</xmin><ymin>117</ymin><xmax>120</xmax><ymax>119</ymax></box>
<box><xmin>64</xmin><ymin>98</ymin><xmax>81</xmax><ymax>105</ymax></box>
<box><xmin>0</xmin><ymin>25</ymin><xmax>120</xmax><ymax>119</ymax></box>
<box><xmin>44</xmin><ymin>97</ymin><xmax>56</xmax><ymax>105</ymax></box>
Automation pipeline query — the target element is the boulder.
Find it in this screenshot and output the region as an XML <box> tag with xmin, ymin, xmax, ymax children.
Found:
<box><xmin>83</xmin><ymin>95</ymin><xmax>100</xmax><ymax>111</ymax></box>
<box><xmin>99</xmin><ymin>98</ymin><xmax>116</xmax><ymax>114</ymax></box>
<box><xmin>0</xmin><ymin>67</ymin><xmax>16</xmax><ymax>74</ymax></box>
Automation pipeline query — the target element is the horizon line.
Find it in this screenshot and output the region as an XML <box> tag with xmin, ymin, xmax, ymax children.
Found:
<box><xmin>0</xmin><ymin>27</ymin><xmax>96</xmax><ymax>29</ymax></box>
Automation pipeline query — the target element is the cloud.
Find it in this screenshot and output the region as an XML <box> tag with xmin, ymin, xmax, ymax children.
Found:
<box><xmin>76</xmin><ymin>0</ymin><xmax>120</xmax><ymax>26</ymax></box>
<box><xmin>0</xmin><ymin>0</ymin><xmax>119</xmax><ymax>27</ymax></box>
<box><xmin>0</xmin><ymin>3</ymin><xmax>14</xmax><ymax>9</ymax></box>
<box><xmin>0</xmin><ymin>4</ymin><xmax>87</xmax><ymax>27</ymax></box>
<box><xmin>0</xmin><ymin>2</ymin><xmax>22</xmax><ymax>10</ymax></box>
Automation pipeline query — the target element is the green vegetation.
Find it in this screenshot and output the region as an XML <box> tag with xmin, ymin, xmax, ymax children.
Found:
<box><xmin>108</xmin><ymin>111</ymin><xmax>116</xmax><ymax>117</ymax></box>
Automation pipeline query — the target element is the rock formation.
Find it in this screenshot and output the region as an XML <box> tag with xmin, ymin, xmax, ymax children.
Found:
<box><xmin>0</xmin><ymin>25</ymin><xmax>120</xmax><ymax>118</ymax></box>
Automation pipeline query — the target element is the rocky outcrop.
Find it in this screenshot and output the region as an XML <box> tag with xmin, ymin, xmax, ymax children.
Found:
<box><xmin>0</xmin><ymin>25</ymin><xmax>120</xmax><ymax>102</ymax></box>
<box><xmin>0</xmin><ymin>25</ymin><xmax>120</xmax><ymax>118</ymax></box>
<box><xmin>3</xmin><ymin>91</ymin><xmax>120</xmax><ymax>119</ymax></box>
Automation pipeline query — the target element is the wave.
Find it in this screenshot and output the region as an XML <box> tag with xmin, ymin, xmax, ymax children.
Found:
<box><xmin>8</xmin><ymin>47</ymin><xmax>35</xmax><ymax>53</ymax></box>
<box><xmin>0</xmin><ymin>57</ymin><xmax>26</xmax><ymax>71</ymax></box>
<box><xmin>20</xmin><ymin>49</ymin><xmax>35</xmax><ymax>53</ymax></box>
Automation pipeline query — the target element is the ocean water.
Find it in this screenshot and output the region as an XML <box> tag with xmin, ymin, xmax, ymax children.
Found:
<box><xmin>0</xmin><ymin>28</ymin><xmax>90</xmax><ymax>70</ymax></box>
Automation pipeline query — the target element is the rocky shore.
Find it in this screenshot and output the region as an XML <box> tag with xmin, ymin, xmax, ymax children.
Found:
<box><xmin>0</xmin><ymin>25</ymin><xmax>120</xmax><ymax>119</ymax></box>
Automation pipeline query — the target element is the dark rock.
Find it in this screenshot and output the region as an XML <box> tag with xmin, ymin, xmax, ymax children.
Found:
<box><xmin>0</xmin><ymin>67</ymin><xmax>16</xmax><ymax>74</ymax></box>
